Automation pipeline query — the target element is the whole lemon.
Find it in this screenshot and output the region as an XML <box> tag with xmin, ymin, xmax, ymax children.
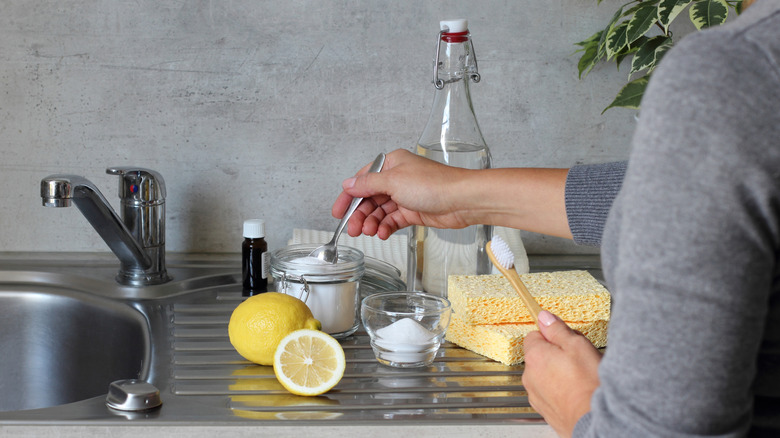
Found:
<box><xmin>228</xmin><ymin>292</ymin><xmax>321</xmax><ymax>365</ymax></box>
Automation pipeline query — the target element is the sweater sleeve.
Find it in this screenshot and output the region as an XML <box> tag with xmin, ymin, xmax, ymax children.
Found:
<box><xmin>564</xmin><ymin>161</ymin><xmax>627</xmax><ymax>246</ymax></box>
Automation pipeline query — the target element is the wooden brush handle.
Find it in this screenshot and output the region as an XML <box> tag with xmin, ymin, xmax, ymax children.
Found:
<box><xmin>504</xmin><ymin>270</ymin><xmax>543</xmax><ymax>323</ymax></box>
<box><xmin>487</xmin><ymin>242</ymin><xmax>543</xmax><ymax>323</ymax></box>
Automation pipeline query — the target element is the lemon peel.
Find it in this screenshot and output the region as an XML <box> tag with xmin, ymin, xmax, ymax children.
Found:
<box><xmin>228</xmin><ymin>292</ymin><xmax>321</xmax><ymax>366</ymax></box>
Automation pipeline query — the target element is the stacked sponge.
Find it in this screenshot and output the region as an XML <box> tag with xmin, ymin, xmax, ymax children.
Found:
<box><xmin>445</xmin><ymin>270</ymin><xmax>610</xmax><ymax>365</ymax></box>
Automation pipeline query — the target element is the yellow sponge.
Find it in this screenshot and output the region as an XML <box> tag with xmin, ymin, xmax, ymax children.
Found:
<box><xmin>445</xmin><ymin>312</ymin><xmax>608</xmax><ymax>365</ymax></box>
<box><xmin>448</xmin><ymin>270</ymin><xmax>611</xmax><ymax>324</ymax></box>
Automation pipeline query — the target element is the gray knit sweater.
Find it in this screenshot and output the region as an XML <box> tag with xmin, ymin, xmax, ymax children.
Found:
<box><xmin>565</xmin><ymin>162</ymin><xmax>626</xmax><ymax>246</ymax></box>
<box><xmin>565</xmin><ymin>1</ymin><xmax>780</xmax><ymax>436</ymax></box>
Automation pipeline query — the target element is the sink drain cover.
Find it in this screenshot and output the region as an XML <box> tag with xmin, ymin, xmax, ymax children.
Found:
<box><xmin>106</xmin><ymin>379</ymin><xmax>162</xmax><ymax>411</ymax></box>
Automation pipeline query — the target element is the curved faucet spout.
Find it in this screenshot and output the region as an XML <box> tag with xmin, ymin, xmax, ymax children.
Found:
<box><xmin>41</xmin><ymin>174</ymin><xmax>153</xmax><ymax>271</ymax></box>
<box><xmin>41</xmin><ymin>170</ymin><xmax>170</xmax><ymax>286</ymax></box>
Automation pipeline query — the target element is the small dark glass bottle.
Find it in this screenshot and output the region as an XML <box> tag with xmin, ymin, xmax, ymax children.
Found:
<box><xmin>242</xmin><ymin>219</ymin><xmax>268</xmax><ymax>296</ymax></box>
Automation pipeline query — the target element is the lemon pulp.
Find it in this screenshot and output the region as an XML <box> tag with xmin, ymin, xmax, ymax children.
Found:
<box><xmin>273</xmin><ymin>329</ymin><xmax>345</xmax><ymax>396</ymax></box>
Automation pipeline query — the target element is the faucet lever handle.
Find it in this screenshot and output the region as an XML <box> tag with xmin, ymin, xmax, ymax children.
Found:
<box><xmin>107</xmin><ymin>167</ymin><xmax>166</xmax><ymax>203</ymax></box>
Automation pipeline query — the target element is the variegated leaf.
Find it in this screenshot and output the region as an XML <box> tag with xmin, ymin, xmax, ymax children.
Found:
<box><xmin>658</xmin><ymin>0</ymin><xmax>693</xmax><ymax>29</ymax></box>
<box><xmin>603</xmin><ymin>76</ymin><xmax>650</xmax><ymax>113</ymax></box>
<box><xmin>616</xmin><ymin>40</ymin><xmax>643</xmax><ymax>70</ymax></box>
<box><xmin>626</xmin><ymin>4</ymin><xmax>659</xmax><ymax>46</ymax></box>
<box><xmin>622</xmin><ymin>1</ymin><xmax>659</xmax><ymax>19</ymax></box>
<box><xmin>689</xmin><ymin>0</ymin><xmax>729</xmax><ymax>30</ymax></box>
<box><xmin>606</xmin><ymin>22</ymin><xmax>629</xmax><ymax>59</ymax></box>
<box><xmin>606</xmin><ymin>4</ymin><xmax>626</xmax><ymax>27</ymax></box>
<box><xmin>630</xmin><ymin>35</ymin><xmax>673</xmax><ymax>75</ymax></box>
<box><xmin>597</xmin><ymin>24</ymin><xmax>609</xmax><ymax>59</ymax></box>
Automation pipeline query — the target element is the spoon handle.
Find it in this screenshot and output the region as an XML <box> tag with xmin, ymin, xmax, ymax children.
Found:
<box><xmin>332</xmin><ymin>153</ymin><xmax>386</xmax><ymax>240</ymax></box>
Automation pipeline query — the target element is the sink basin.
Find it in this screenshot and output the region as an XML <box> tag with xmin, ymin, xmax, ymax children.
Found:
<box><xmin>0</xmin><ymin>283</ymin><xmax>150</xmax><ymax>411</ymax></box>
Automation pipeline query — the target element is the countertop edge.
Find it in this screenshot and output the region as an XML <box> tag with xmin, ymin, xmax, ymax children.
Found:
<box><xmin>0</xmin><ymin>424</ymin><xmax>558</xmax><ymax>438</ymax></box>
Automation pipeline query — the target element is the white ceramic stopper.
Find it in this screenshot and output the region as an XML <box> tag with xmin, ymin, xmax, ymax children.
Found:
<box><xmin>440</xmin><ymin>19</ymin><xmax>468</xmax><ymax>32</ymax></box>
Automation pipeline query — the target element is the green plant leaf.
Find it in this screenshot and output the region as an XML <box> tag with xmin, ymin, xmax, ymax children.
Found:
<box><xmin>616</xmin><ymin>40</ymin><xmax>643</xmax><ymax>70</ymax></box>
<box><xmin>622</xmin><ymin>1</ymin><xmax>660</xmax><ymax>19</ymax></box>
<box><xmin>736</xmin><ymin>0</ymin><xmax>746</xmax><ymax>14</ymax></box>
<box><xmin>606</xmin><ymin>4</ymin><xmax>626</xmax><ymax>28</ymax></box>
<box><xmin>578</xmin><ymin>43</ymin><xmax>601</xmax><ymax>79</ymax></box>
<box><xmin>577</xmin><ymin>0</ymin><xmax>741</xmax><ymax>113</ymax></box>
<box><xmin>689</xmin><ymin>0</ymin><xmax>729</xmax><ymax>30</ymax></box>
<box><xmin>630</xmin><ymin>35</ymin><xmax>673</xmax><ymax>75</ymax></box>
<box><xmin>596</xmin><ymin>25</ymin><xmax>610</xmax><ymax>59</ymax></box>
<box><xmin>606</xmin><ymin>21</ymin><xmax>630</xmax><ymax>59</ymax></box>
<box><xmin>658</xmin><ymin>0</ymin><xmax>693</xmax><ymax>29</ymax></box>
<box><xmin>575</xmin><ymin>30</ymin><xmax>605</xmax><ymax>78</ymax></box>
<box><xmin>626</xmin><ymin>4</ymin><xmax>659</xmax><ymax>46</ymax></box>
<box><xmin>603</xmin><ymin>76</ymin><xmax>650</xmax><ymax>113</ymax></box>
<box><xmin>575</xmin><ymin>29</ymin><xmax>603</xmax><ymax>48</ymax></box>
<box><xmin>594</xmin><ymin>5</ymin><xmax>626</xmax><ymax>57</ymax></box>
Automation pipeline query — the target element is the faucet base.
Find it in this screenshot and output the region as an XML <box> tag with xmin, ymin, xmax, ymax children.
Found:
<box><xmin>116</xmin><ymin>270</ymin><xmax>172</xmax><ymax>287</ymax></box>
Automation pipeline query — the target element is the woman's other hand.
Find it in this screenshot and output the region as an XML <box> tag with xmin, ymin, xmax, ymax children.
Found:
<box><xmin>523</xmin><ymin>310</ymin><xmax>603</xmax><ymax>437</ymax></box>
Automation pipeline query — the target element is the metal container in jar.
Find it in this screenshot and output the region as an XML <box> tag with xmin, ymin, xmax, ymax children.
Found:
<box><xmin>270</xmin><ymin>244</ymin><xmax>364</xmax><ymax>339</ymax></box>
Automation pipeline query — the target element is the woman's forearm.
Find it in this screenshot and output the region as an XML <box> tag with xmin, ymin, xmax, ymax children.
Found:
<box><xmin>455</xmin><ymin>167</ymin><xmax>573</xmax><ymax>239</ymax></box>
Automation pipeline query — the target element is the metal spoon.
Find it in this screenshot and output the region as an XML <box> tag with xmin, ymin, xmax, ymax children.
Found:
<box><xmin>309</xmin><ymin>153</ymin><xmax>386</xmax><ymax>263</ymax></box>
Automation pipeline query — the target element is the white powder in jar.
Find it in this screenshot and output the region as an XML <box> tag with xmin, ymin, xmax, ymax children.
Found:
<box><xmin>281</xmin><ymin>256</ymin><xmax>358</xmax><ymax>335</ymax></box>
<box><xmin>293</xmin><ymin>256</ymin><xmax>330</xmax><ymax>266</ymax></box>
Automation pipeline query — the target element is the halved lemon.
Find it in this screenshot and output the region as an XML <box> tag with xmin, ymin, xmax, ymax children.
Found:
<box><xmin>273</xmin><ymin>329</ymin><xmax>346</xmax><ymax>396</ymax></box>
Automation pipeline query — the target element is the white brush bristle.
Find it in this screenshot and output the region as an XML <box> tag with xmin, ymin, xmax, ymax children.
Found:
<box><xmin>490</xmin><ymin>235</ymin><xmax>514</xmax><ymax>269</ymax></box>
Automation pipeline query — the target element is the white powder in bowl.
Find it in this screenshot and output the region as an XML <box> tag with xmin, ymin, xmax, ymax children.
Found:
<box><xmin>375</xmin><ymin>318</ymin><xmax>436</xmax><ymax>355</ymax></box>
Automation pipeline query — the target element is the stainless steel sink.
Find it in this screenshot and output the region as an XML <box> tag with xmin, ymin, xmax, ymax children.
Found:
<box><xmin>0</xmin><ymin>252</ymin><xmax>602</xmax><ymax>425</ymax></box>
<box><xmin>0</xmin><ymin>283</ymin><xmax>150</xmax><ymax>411</ymax></box>
<box><xmin>0</xmin><ymin>253</ymin><xmax>241</xmax><ymax>417</ymax></box>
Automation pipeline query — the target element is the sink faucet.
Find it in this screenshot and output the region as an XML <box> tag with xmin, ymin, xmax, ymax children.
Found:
<box><xmin>40</xmin><ymin>167</ymin><xmax>171</xmax><ymax>286</ymax></box>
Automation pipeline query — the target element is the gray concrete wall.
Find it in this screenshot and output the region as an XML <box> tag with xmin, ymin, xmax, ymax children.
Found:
<box><xmin>1</xmin><ymin>0</ymin><xmax>641</xmax><ymax>255</ymax></box>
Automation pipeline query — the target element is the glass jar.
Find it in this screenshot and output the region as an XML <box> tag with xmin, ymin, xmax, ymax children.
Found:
<box><xmin>270</xmin><ymin>244</ymin><xmax>364</xmax><ymax>339</ymax></box>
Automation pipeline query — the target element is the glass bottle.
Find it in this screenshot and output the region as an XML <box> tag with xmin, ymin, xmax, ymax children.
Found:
<box><xmin>408</xmin><ymin>19</ymin><xmax>493</xmax><ymax>297</ymax></box>
<box><xmin>242</xmin><ymin>219</ymin><xmax>268</xmax><ymax>296</ymax></box>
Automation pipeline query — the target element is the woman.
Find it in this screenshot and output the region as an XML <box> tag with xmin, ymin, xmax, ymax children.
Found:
<box><xmin>332</xmin><ymin>0</ymin><xmax>780</xmax><ymax>435</ymax></box>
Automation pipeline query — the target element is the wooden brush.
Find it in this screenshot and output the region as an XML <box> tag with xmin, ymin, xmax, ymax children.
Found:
<box><xmin>486</xmin><ymin>235</ymin><xmax>543</xmax><ymax>323</ymax></box>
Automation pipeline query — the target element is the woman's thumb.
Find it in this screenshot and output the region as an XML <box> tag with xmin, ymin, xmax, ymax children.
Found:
<box><xmin>343</xmin><ymin>171</ymin><xmax>384</xmax><ymax>198</ymax></box>
<box><xmin>536</xmin><ymin>310</ymin><xmax>574</xmax><ymax>345</ymax></box>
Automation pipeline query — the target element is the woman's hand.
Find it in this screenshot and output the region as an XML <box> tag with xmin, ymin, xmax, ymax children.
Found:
<box><xmin>523</xmin><ymin>310</ymin><xmax>603</xmax><ymax>437</ymax></box>
<box><xmin>332</xmin><ymin>148</ymin><xmax>573</xmax><ymax>240</ymax></box>
<box><xmin>332</xmin><ymin>149</ymin><xmax>474</xmax><ymax>239</ymax></box>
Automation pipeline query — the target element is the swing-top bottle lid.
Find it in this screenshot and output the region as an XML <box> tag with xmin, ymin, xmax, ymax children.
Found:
<box><xmin>440</xmin><ymin>19</ymin><xmax>468</xmax><ymax>33</ymax></box>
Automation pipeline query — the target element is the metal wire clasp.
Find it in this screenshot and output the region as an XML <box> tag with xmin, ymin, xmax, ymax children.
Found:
<box><xmin>278</xmin><ymin>273</ymin><xmax>310</xmax><ymax>303</ymax></box>
<box><xmin>433</xmin><ymin>30</ymin><xmax>481</xmax><ymax>90</ymax></box>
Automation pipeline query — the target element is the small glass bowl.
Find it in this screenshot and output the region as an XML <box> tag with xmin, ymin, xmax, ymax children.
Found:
<box><xmin>361</xmin><ymin>292</ymin><xmax>452</xmax><ymax>368</ymax></box>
